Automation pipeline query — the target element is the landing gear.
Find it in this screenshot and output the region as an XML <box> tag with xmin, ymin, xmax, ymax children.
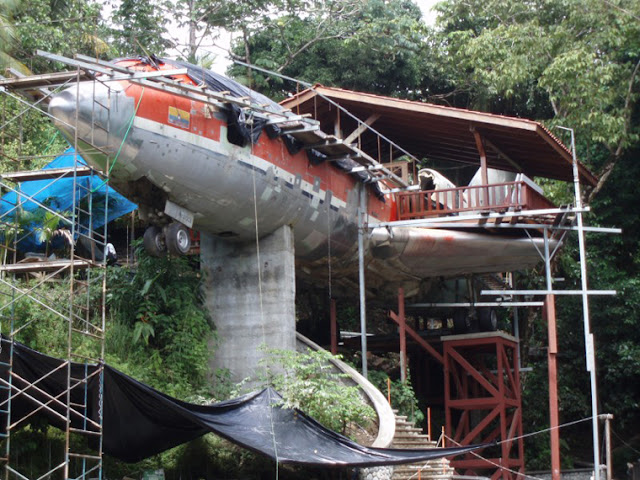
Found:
<box><xmin>164</xmin><ymin>222</ymin><xmax>191</xmax><ymax>256</ymax></box>
<box><xmin>452</xmin><ymin>309</ymin><xmax>471</xmax><ymax>334</ymax></box>
<box><xmin>143</xmin><ymin>223</ymin><xmax>191</xmax><ymax>257</ymax></box>
<box><xmin>143</xmin><ymin>226</ymin><xmax>166</xmax><ymax>257</ymax></box>
<box><xmin>478</xmin><ymin>307</ymin><xmax>498</xmax><ymax>332</ymax></box>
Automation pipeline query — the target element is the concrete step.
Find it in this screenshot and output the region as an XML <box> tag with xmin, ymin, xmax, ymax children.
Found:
<box><xmin>395</xmin><ymin>430</ymin><xmax>429</xmax><ymax>440</ymax></box>
<box><xmin>392</xmin><ymin>442</ymin><xmax>438</xmax><ymax>448</ymax></box>
<box><xmin>392</xmin><ymin>412</ymin><xmax>453</xmax><ymax>480</ymax></box>
<box><xmin>393</xmin><ymin>473</ymin><xmax>454</xmax><ymax>480</ymax></box>
<box><xmin>392</xmin><ymin>437</ymin><xmax>435</xmax><ymax>443</ymax></box>
<box><xmin>395</xmin><ymin>426</ymin><xmax>425</xmax><ymax>434</ymax></box>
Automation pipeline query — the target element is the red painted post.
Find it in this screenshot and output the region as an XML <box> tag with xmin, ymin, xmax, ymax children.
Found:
<box><xmin>398</xmin><ymin>287</ymin><xmax>407</xmax><ymax>382</ymax></box>
<box><xmin>330</xmin><ymin>298</ymin><xmax>337</xmax><ymax>355</ymax></box>
<box><xmin>544</xmin><ymin>295</ymin><xmax>561</xmax><ymax>480</ymax></box>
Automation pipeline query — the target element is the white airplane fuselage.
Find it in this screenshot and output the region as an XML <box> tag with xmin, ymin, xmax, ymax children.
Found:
<box><xmin>48</xmin><ymin>59</ymin><xmax>549</xmax><ymax>298</ymax></box>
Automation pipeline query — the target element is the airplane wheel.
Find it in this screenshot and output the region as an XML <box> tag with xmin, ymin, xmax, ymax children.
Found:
<box><xmin>478</xmin><ymin>308</ymin><xmax>498</xmax><ymax>332</ymax></box>
<box><xmin>452</xmin><ymin>310</ymin><xmax>470</xmax><ymax>334</ymax></box>
<box><xmin>143</xmin><ymin>226</ymin><xmax>166</xmax><ymax>257</ymax></box>
<box><xmin>165</xmin><ymin>222</ymin><xmax>191</xmax><ymax>256</ymax></box>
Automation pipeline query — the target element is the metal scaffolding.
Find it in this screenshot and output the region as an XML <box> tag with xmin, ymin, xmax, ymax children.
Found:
<box><xmin>0</xmin><ymin>63</ymin><xmax>112</xmax><ymax>480</ymax></box>
<box><xmin>357</xmin><ymin>149</ymin><xmax>619</xmax><ymax>480</ymax></box>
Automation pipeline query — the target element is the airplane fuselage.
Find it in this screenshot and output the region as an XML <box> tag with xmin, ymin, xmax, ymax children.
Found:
<box><xmin>48</xmin><ymin>58</ymin><xmax>551</xmax><ymax>298</ymax></box>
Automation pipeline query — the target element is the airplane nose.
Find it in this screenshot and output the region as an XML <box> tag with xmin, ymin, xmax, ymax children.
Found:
<box><xmin>48</xmin><ymin>90</ymin><xmax>77</xmax><ymax>136</ymax></box>
<box><xmin>47</xmin><ymin>82</ymin><xmax>134</xmax><ymax>173</ymax></box>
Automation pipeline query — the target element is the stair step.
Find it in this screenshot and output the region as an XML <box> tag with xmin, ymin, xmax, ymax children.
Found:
<box><xmin>393</xmin><ymin>470</ymin><xmax>451</xmax><ymax>480</ymax></box>
<box><xmin>396</xmin><ymin>427</ymin><xmax>424</xmax><ymax>434</ymax></box>
<box><xmin>393</xmin><ymin>434</ymin><xmax>433</xmax><ymax>440</ymax></box>
<box><xmin>392</xmin><ymin>413</ymin><xmax>453</xmax><ymax>480</ymax></box>
<box><xmin>393</xmin><ymin>440</ymin><xmax>435</xmax><ymax>446</ymax></box>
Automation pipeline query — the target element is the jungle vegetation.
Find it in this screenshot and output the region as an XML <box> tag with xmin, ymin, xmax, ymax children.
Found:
<box><xmin>0</xmin><ymin>0</ymin><xmax>638</xmax><ymax>476</ymax></box>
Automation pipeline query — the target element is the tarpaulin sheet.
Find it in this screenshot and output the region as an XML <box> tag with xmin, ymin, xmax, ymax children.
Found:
<box><xmin>0</xmin><ymin>338</ymin><xmax>481</xmax><ymax>466</ymax></box>
<box><xmin>0</xmin><ymin>148</ymin><xmax>137</xmax><ymax>251</ymax></box>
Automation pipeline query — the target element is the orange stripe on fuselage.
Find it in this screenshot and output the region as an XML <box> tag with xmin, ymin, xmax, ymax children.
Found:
<box><xmin>114</xmin><ymin>60</ymin><xmax>396</xmax><ymax>222</ymax></box>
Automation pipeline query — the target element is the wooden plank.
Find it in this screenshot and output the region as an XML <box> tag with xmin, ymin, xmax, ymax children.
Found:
<box><xmin>1</xmin><ymin>166</ymin><xmax>94</xmax><ymax>182</ymax></box>
<box><xmin>0</xmin><ymin>259</ymin><xmax>93</xmax><ymax>273</ymax></box>
<box><xmin>343</xmin><ymin>113</ymin><xmax>381</xmax><ymax>145</ymax></box>
<box><xmin>0</xmin><ymin>71</ymin><xmax>88</xmax><ymax>90</ymax></box>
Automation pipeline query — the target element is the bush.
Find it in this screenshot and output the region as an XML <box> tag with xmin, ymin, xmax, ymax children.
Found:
<box><xmin>260</xmin><ymin>348</ymin><xmax>375</xmax><ymax>436</ymax></box>
<box><xmin>106</xmin><ymin>244</ymin><xmax>212</xmax><ymax>398</ymax></box>
<box><xmin>369</xmin><ymin>370</ymin><xmax>425</xmax><ymax>425</ymax></box>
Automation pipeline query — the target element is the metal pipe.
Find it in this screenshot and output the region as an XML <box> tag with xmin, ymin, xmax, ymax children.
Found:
<box><xmin>481</xmin><ymin>290</ymin><xmax>616</xmax><ymax>296</ymax></box>
<box><xmin>358</xmin><ymin>186</ymin><xmax>368</xmax><ymax>378</ymax></box>
<box><xmin>398</xmin><ymin>287</ymin><xmax>407</xmax><ymax>382</ymax></box>
<box><xmin>408</xmin><ymin>302</ymin><xmax>544</xmax><ymax>308</ymax></box>
<box><xmin>558</xmin><ymin>126</ymin><xmax>601</xmax><ymax>480</ymax></box>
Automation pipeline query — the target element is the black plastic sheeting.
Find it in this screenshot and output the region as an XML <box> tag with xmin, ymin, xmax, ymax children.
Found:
<box><xmin>0</xmin><ymin>338</ymin><xmax>482</xmax><ymax>466</ymax></box>
<box><xmin>161</xmin><ymin>57</ymin><xmax>281</xmax><ymax>145</ymax></box>
<box><xmin>130</xmin><ymin>56</ymin><xmax>383</xmax><ymax>193</ymax></box>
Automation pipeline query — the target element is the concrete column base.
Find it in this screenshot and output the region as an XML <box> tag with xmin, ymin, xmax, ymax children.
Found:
<box><xmin>201</xmin><ymin>225</ymin><xmax>296</xmax><ymax>385</ymax></box>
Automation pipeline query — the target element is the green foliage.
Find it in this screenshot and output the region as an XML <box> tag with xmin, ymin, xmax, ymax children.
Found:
<box><xmin>11</xmin><ymin>0</ymin><xmax>108</xmax><ymax>72</ymax></box>
<box><xmin>106</xmin><ymin>244</ymin><xmax>212</xmax><ymax>398</ymax></box>
<box><xmin>435</xmin><ymin>0</ymin><xmax>639</xmax><ymax>171</ymax></box>
<box><xmin>228</xmin><ymin>0</ymin><xmax>438</xmax><ymax>99</ymax></box>
<box><xmin>260</xmin><ymin>348</ymin><xmax>375</xmax><ymax>435</ymax></box>
<box><xmin>110</xmin><ymin>0</ymin><xmax>173</xmax><ymax>57</ymax></box>
<box><xmin>368</xmin><ymin>370</ymin><xmax>424</xmax><ymax>425</ymax></box>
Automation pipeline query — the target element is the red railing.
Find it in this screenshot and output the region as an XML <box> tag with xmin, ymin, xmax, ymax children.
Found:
<box><xmin>396</xmin><ymin>181</ymin><xmax>554</xmax><ymax>220</ymax></box>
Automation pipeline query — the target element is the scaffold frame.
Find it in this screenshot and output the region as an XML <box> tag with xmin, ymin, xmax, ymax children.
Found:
<box><xmin>0</xmin><ymin>54</ymin><xmax>192</xmax><ymax>480</ymax></box>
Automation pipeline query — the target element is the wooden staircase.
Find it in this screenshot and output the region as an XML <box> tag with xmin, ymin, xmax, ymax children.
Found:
<box><xmin>392</xmin><ymin>412</ymin><xmax>455</xmax><ymax>480</ymax></box>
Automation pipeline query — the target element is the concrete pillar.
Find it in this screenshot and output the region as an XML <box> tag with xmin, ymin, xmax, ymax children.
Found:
<box><xmin>201</xmin><ymin>224</ymin><xmax>296</xmax><ymax>385</ymax></box>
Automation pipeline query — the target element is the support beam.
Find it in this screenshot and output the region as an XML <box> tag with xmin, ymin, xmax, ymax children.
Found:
<box><xmin>472</xmin><ymin>128</ymin><xmax>489</xmax><ymax>187</ymax></box>
<box><xmin>444</xmin><ymin>334</ymin><xmax>524</xmax><ymax>480</ymax></box>
<box><xmin>388</xmin><ymin>311</ymin><xmax>443</xmax><ymax>364</ymax></box>
<box><xmin>484</xmin><ymin>137</ymin><xmax>524</xmax><ymax>173</ymax></box>
<box><xmin>330</xmin><ymin>298</ymin><xmax>338</xmax><ymax>355</ymax></box>
<box><xmin>398</xmin><ymin>287</ymin><xmax>407</xmax><ymax>382</ymax></box>
<box><xmin>344</xmin><ymin>114</ymin><xmax>381</xmax><ymax>145</ymax></box>
<box><xmin>200</xmin><ymin>225</ymin><xmax>296</xmax><ymax>385</ymax></box>
<box><xmin>358</xmin><ymin>187</ymin><xmax>368</xmax><ymax>378</ymax></box>
<box><xmin>544</xmin><ymin>295</ymin><xmax>561</xmax><ymax>480</ymax></box>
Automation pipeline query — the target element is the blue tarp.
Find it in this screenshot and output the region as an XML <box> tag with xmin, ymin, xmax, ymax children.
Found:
<box><xmin>0</xmin><ymin>148</ymin><xmax>137</xmax><ymax>251</ymax></box>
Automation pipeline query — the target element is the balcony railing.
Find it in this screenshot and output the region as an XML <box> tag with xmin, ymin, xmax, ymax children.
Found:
<box><xmin>396</xmin><ymin>180</ymin><xmax>554</xmax><ymax>220</ymax></box>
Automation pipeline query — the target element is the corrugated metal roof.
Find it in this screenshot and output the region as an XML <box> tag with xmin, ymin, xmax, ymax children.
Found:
<box><xmin>281</xmin><ymin>85</ymin><xmax>597</xmax><ymax>187</ymax></box>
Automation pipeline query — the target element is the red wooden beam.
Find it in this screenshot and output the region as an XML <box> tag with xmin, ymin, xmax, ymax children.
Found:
<box><xmin>448</xmin><ymin>347</ymin><xmax>500</xmax><ymax>398</ymax></box>
<box><xmin>389</xmin><ymin>311</ymin><xmax>443</xmax><ymax>364</ymax></box>
<box><xmin>544</xmin><ymin>295</ymin><xmax>561</xmax><ymax>480</ymax></box>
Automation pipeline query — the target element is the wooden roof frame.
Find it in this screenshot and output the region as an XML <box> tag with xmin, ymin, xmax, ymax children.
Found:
<box><xmin>281</xmin><ymin>85</ymin><xmax>598</xmax><ymax>187</ymax></box>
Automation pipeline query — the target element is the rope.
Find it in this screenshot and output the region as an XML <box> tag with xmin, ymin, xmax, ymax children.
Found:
<box><xmin>246</xmin><ymin>93</ymin><xmax>278</xmax><ymax>479</ymax></box>
<box><xmin>495</xmin><ymin>415</ymin><xmax>595</xmax><ymax>445</ymax></box>
<box><xmin>91</xmin><ymin>87</ymin><xmax>145</xmax><ymax>193</ymax></box>
<box><xmin>611</xmin><ymin>428</ymin><xmax>640</xmax><ymax>456</ymax></box>
<box><xmin>411</xmin><ymin>416</ymin><xmax>604</xmax><ymax>480</ymax></box>
<box><xmin>42</xmin><ymin>130</ymin><xmax>60</xmax><ymax>154</ymax></box>
<box><xmin>444</xmin><ymin>434</ymin><xmax>544</xmax><ymax>480</ymax></box>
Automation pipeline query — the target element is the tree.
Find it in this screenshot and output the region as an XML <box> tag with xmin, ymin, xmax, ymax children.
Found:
<box><xmin>434</xmin><ymin>0</ymin><xmax>640</xmax><ymax>200</ymax></box>
<box><xmin>228</xmin><ymin>0</ymin><xmax>438</xmax><ymax>99</ymax></box>
<box><xmin>431</xmin><ymin>0</ymin><xmax>640</xmax><ymax>469</ymax></box>
<box><xmin>110</xmin><ymin>0</ymin><xmax>173</xmax><ymax>57</ymax></box>
<box><xmin>9</xmin><ymin>0</ymin><xmax>108</xmax><ymax>72</ymax></box>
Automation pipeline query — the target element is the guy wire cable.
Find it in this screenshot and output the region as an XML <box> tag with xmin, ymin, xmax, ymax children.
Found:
<box><xmin>248</xmin><ymin>88</ymin><xmax>280</xmax><ymax>479</ymax></box>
